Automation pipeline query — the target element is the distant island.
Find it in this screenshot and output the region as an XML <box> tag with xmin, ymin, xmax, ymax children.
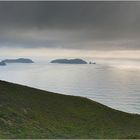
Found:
<box><xmin>0</xmin><ymin>61</ymin><xmax>6</xmax><ymax>66</ymax></box>
<box><xmin>89</xmin><ymin>61</ymin><xmax>96</xmax><ymax>64</ymax></box>
<box><xmin>1</xmin><ymin>58</ymin><xmax>34</xmax><ymax>64</ymax></box>
<box><xmin>50</xmin><ymin>58</ymin><xmax>87</xmax><ymax>64</ymax></box>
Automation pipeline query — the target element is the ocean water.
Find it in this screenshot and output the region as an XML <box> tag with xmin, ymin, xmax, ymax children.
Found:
<box><xmin>0</xmin><ymin>60</ymin><xmax>140</xmax><ymax>114</ymax></box>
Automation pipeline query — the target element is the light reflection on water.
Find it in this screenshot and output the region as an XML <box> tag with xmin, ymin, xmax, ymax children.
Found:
<box><xmin>0</xmin><ymin>61</ymin><xmax>140</xmax><ymax>114</ymax></box>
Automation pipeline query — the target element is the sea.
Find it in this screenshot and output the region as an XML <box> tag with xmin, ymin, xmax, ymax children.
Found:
<box><xmin>0</xmin><ymin>58</ymin><xmax>140</xmax><ymax>114</ymax></box>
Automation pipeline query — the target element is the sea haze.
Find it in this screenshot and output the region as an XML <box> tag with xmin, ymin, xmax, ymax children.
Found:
<box><xmin>0</xmin><ymin>59</ymin><xmax>140</xmax><ymax>114</ymax></box>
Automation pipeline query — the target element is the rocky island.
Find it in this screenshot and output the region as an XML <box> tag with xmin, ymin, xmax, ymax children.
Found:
<box><xmin>2</xmin><ymin>58</ymin><xmax>34</xmax><ymax>64</ymax></box>
<box><xmin>0</xmin><ymin>61</ymin><xmax>6</xmax><ymax>66</ymax></box>
<box><xmin>89</xmin><ymin>61</ymin><xmax>96</xmax><ymax>64</ymax></box>
<box><xmin>51</xmin><ymin>58</ymin><xmax>87</xmax><ymax>64</ymax></box>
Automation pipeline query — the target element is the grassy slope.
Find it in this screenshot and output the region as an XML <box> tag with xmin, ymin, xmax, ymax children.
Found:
<box><xmin>0</xmin><ymin>80</ymin><xmax>140</xmax><ymax>139</ymax></box>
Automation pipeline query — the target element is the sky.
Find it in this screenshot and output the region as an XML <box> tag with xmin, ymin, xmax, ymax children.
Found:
<box><xmin>0</xmin><ymin>1</ymin><xmax>140</xmax><ymax>59</ymax></box>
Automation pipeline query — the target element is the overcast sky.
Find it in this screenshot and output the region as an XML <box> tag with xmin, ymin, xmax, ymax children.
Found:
<box><xmin>0</xmin><ymin>1</ymin><xmax>140</xmax><ymax>51</ymax></box>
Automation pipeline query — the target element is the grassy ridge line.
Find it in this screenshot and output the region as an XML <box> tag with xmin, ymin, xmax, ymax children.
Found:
<box><xmin>0</xmin><ymin>80</ymin><xmax>140</xmax><ymax>139</ymax></box>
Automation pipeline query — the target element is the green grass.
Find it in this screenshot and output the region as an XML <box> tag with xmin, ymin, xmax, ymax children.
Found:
<box><xmin>0</xmin><ymin>80</ymin><xmax>140</xmax><ymax>139</ymax></box>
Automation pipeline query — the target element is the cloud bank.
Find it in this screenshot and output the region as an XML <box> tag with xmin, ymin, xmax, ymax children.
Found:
<box><xmin>0</xmin><ymin>1</ymin><xmax>140</xmax><ymax>50</ymax></box>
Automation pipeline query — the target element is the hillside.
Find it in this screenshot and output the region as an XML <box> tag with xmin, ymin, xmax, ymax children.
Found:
<box><xmin>0</xmin><ymin>80</ymin><xmax>140</xmax><ymax>139</ymax></box>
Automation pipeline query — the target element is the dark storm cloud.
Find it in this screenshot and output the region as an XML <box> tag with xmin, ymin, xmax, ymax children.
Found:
<box><xmin>0</xmin><ymin>1</ymin><xmax>140</xmax><ymax>50</ymax></box>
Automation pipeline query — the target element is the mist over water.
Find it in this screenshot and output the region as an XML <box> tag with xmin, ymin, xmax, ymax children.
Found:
<box><xmin>95</xmin><ymin>58</ymin><xmax>140</xmax><ymax>69</ymax></box>
<box><xmin>0</xmin><ymin>58</ymin><xmax>140</xmax><ymax>114</ymax></box>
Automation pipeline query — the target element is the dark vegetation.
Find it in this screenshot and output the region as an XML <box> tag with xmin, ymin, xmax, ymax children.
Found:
<box><xmin>0</xmin><ymin>80</ymin><xmax>140</xmax><ymax>138</ymax></box>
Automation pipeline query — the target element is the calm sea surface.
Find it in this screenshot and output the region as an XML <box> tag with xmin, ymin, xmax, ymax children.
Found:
<box><xmin>0</xmin><ymin>60</ymin><xmax>140</xmax><ymax>114</ymax></box>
